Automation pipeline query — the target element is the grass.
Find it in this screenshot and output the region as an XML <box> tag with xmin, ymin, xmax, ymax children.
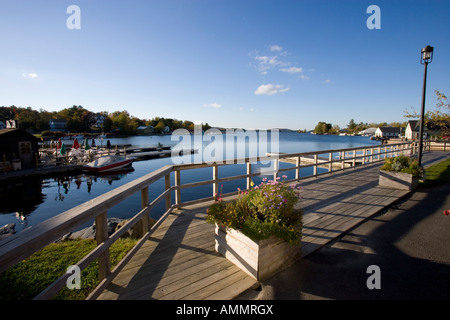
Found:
<box><xmin>0</xmin><ymin>238</ymin><xmax>137</xmax><ymax>300</ymax></box>
<box><xmin>420</xmin><ymin>158</ymin><xmax>450</xmax><ymax>188</ymax></box>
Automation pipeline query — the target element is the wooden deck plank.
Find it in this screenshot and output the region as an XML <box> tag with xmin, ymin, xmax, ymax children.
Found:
<box><xmin>158</xmin><ymin>264</ymin><xmax>243</xmax><ymax>300</ymax></box>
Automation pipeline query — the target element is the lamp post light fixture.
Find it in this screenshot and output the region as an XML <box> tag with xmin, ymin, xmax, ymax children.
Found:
<box><xmin>417</xmin><ymin>45</ymin><xmax>434</xmax><ymax>168</ymax></box>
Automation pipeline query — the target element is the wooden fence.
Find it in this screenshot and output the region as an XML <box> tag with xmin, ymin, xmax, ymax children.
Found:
<box><xmin>0</xmin><ymin>141</ymin><xmax>420</xmax><ymax>299</ymax></box>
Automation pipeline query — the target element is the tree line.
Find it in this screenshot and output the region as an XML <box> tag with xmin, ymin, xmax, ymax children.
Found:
<box><xmin>312</xmin><ymin>119</ymin><xmax>407</xmax><ymax>135</ymax></box>
<box><xmin>313</xmin><ymin>90</ymin><xmax>450</xmax><ymax>135</ymax></box>
<box><xmin>0</xmin><ymin>105</ymin><xmax>211</xmax><ymax>135</ymax></box>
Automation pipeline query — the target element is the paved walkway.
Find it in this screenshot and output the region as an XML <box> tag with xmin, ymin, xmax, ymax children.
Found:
<box><xmin>96</xmin><ymin>151</ymin><xmax>449</xmax><ymax>300</ymax></box>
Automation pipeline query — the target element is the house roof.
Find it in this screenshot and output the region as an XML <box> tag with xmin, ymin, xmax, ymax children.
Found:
<box><xmin>407</xmin><ymin>120</ymin><xmax>420</xmax><ymax>131</ymax></box>
<box><xmin>377</xmin><ymin>126</ymin><xmax>401</xmax><ymax>132</ymax></box>
<box><xmin>407</xmin><ymin>119</ymin><xmax>449</xmax><ymax>131</ymax></box>
<box><xmin>0</xmin><ymin>128</ymin><xmax>39</xmax><ymax>141</ymax></box>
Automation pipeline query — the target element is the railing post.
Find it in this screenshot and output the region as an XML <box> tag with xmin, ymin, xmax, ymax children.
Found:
<box><xmin>246</xmin><ymin>162</ymin><xmax>252</xmax><ymax>189</ymax></box>
<box><xmin>362</xmin><ymin>149</ymin><xmax>366</xmax><ymax>165</ymax></box>
<box><xmin>175</xmin><ymin>169</ymin><xmax>181</xmax><ymax>205</ymax></box>
<box><xmin>370</xmin><ymin>147</ymin><xmax>374</xmax><ymax>163</ymax></box>
<box><xmin>165</xmin><ymin>173</ymin><xmax>171</xmax><ymax>211</ymax></box>
<box><xmin>352</xmin><ymin>149</ymin><xmax>356</xmax><ymax>167</ymax></box>
<box><xmin>328</xmin><ymin>152</ymin><xmax>333</xmax><ymax>173</ymax></box>
<box><xmin>141</xmin><ymin>187</ymin><xmax>150</xmax><ymax>234</ymax></box>
<box><xmin>213</xmin><ymin>164</ymin><xmax>219</xmax><ymax>196</ymax></box>
<box><xmin>273</xmin><ymin>158</ymin><xmax>279</xmax><ymax>181</ymax></box>
<box><xmin>313</xmin><ymin>154</ymin><xmax>318</xmax><ymax>176</ymax></box>
<box><xmin>95</xmin><ymin>211</ymin><xmax>111</xmax><ymax>281</ymax></box>
<box><xmin>295</xmin><ymin>156</ymin><xmax>300</xmax><ymax>180</ymax></box>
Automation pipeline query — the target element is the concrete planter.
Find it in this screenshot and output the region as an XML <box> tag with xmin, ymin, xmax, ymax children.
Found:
<box><xmin>379</xmin><ymin>170</ymin><xmax>419</xmax><ymax>191</ymax></box>
<box><xmin>11</xmin><ymin>159</ymin><xmax>21</xmax><ymax>171</ymax></box>
<box><xmin>214</xmin><ymin>224</ymin><xmax>301</xmax><ymax>281</ymax></box>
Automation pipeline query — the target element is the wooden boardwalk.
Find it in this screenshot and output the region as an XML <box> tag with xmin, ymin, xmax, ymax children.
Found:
<box><xmin>95</xmin><ymin>152</ymin><xmax>449</xmax><ymax>300</ymax></box>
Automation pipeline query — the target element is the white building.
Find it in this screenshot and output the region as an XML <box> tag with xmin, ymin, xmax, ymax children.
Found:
<box><xmin>375</xmin><ymin>127</ymin><xmax>401</xmax><ymax>138</ymax></box>
<box><xmin>405</xmin><ymin>120</ymin><xmax>420</xmax><ymax>140</ymax></box>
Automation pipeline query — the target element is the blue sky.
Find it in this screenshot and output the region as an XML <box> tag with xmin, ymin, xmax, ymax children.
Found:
<box><xmin>0</xmin><ymin>0</ymin><xmax>449</xmax><ymax>130</ymax></box>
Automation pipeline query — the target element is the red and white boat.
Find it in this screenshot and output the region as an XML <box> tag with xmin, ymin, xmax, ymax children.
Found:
<box><xmin>83</xmin><ymin>155</ymin><xmax>135</xmax><ymax>173</ymax></box>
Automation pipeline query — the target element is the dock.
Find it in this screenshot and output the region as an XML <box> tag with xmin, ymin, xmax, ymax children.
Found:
<box><xmin>93</xmin><ymin>151</ymin><xmax>448</xmax><ymax>300</ymax></box>
<box><xmin>2</xmin><ymin>141</ymin><xmax>446</xmax><ymax>300</ymax></box>
<box><xmin>270</xmin><ymin>153</ymin><xmax>354</xmax><ymax>170</ymax></box>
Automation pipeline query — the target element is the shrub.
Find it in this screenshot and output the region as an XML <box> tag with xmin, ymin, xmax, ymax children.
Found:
<box><xmin>206</xmin><ymin>177</ymin><xmax>302</xmax><ymax>245</ymax></box>
<box><xmin>381</xmin><ymin>155</ymin><xmax>423</xmax><ymax>178</ymax></box>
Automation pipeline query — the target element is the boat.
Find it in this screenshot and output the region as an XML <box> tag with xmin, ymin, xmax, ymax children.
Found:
<box><xmin>83</xmin><ymin>155</ymin><xmax>135</xmax><ymax>173</ymax></box>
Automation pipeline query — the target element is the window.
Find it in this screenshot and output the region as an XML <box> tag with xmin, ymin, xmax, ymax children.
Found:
<box><xmin>19</xmin><ymin>141</ymin><xmax>32</xmax><ymax>155</ymax></box>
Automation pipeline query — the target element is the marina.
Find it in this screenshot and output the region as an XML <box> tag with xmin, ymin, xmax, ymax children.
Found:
<box><xmin>1</xmin><ymin>133</ymin><xmax>383</xmax><ymax>231</ymax></box>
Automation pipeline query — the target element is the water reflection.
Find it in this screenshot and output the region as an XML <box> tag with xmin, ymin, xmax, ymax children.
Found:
<box><xmin>53</xmin><ymin>167</ymin><xmax>135</xmax><ymax>199</ymax></box>
<box><xmin>0</xmin><ymin>168</ymin><xmax>135</xmax><ymax>229</ymax></box>
<box><xmin>0</xmin><ymin>178</ymin><xmax>44</xmax><ymax>226</ymax></box>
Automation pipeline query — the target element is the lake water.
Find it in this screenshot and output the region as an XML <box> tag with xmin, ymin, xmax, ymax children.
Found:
<box><xmin>0</xmin><ymin>132</ymin><xmax>381</xmax><ymax>234</ymax></box>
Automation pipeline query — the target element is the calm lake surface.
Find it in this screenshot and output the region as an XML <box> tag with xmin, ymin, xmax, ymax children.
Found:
<box><xmin>0</xmin><ymin>132</ymin><xmax>381</xmax><ymax>234</ymax></box>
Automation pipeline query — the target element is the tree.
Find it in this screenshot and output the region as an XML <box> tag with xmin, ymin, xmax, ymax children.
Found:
<box><xmin>404</xmin><ymin>90</ymin><xmax>450</xmax><ymax>128</ymax></box>
<box><xmin>154</xmin><ymin>120</ymin><xmax>166</xmax><ymax>133</ymax></box>
<box><xmin>313</xmin><ymin>121</ymin><xmax>332</xmax><ymax>134</ymax></box>
<box><xmin>348</xmin><ymin>119</ymin><xmax>357</xmax><ymax>132</ymax></box>
<box><xmin>109</xmin><ymin>110</ymin><xmax>138</xmax><ymax>135</ymax></box>
<box><xmin>102</xmin><ymin>116</ymin><xmax>113</xmax><ymax>133</ymax></box>
<box><xmin>57</xmin><ymin>105</ymin><xmax>94</xmax><ymax>133</ymax></box>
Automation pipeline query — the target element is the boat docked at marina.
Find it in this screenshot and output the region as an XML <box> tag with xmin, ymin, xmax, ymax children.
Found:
<box><xmin>82</xmin><ymin>155</ymin><xmax>135</xmax><ymax>173</ymax></box>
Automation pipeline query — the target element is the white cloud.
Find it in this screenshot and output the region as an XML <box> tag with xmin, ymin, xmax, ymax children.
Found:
<box><xmin>203</xmin><ymin>103</ymin><xmax>221</xmax><ymax>109</ymax></box>
<box><xmin>254</xmin><ymin>84</ymin><xmax>290</xmax><ymax>96</ymax></box>
<box><xmin>270</xmin><ymin>45</ymin><xmax>283</xmax><ymax>52</ymax></box>
<box><xmin>322</xmin><ymin>79</ymin><xmax>332</xmax><ymax>84</ymax></box>
<box><xmin>254</xmin><ymin>55</ymin><xmax>284</xmax><ymax>74</ymax></box>
<box><xmin>22</xmin><ymin>72</ymin><xmax>38</xmax><ymax>78</ymax></box>
<box><xmin>280</xmin><ymin>66</ymin><xmax>303</xmax><ymax>74</ymax></box>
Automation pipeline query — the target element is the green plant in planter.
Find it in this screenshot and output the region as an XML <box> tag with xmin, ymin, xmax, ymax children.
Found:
<box><xmin>206</xmin><ymin>176</ymin><xmax>302</xmax><ymax>245</ymax></box>
<box><xmin>381</xmin><ymin>155</ymin><xmax>423</xmax><ymax>178</ymax></box>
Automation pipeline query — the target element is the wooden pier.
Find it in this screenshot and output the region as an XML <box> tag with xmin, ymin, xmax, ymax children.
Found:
<box><xmin>2</xmin><ymin>141</ymin><xmax>446</xmax><ymax>300</ymax></box>
<box><xmin>92</xmin><ymin>152</ymin><xmax>448</xmax><ymax>300</ymax></box>
<box><xmin>270</xmin><ymin>153</ymin><xmax>354</xmax><ymax>170</ymax></box>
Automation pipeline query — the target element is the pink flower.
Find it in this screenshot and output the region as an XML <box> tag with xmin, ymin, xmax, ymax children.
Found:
<box><xmin>444</xmin><ymin>209</ymin><xmax>450</xmax><ymax>216</ymax></box>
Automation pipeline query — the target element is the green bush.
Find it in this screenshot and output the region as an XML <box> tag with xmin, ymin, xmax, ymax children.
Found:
<box><xmin>206</xmin><ymin>177</ymin><xmax>302</xmax><ymax>245</ymax></box>
<box><xmin>381</xmin><ymin>155</ymin><xmax>423</xmax><ymax>178</ymax></box>
<box><xmin>0</xmin><ymin>238</ymin><xmax>137</xmax><ymax>300</ymax></box>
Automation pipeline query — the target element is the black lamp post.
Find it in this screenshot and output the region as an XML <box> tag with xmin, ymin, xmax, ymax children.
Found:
<box><xmin>417</xmin><ymin>45</ymin><xmax>433</xmax><ymax>167</ymax></box>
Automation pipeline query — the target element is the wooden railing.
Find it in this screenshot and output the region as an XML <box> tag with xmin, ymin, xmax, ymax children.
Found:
<box><xmin>0</xmin><ymin>141</ymin><xmax>420</xmax><ymax>299</ymax></box>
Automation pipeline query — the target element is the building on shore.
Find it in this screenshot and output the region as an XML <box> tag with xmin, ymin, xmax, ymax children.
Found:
<box><xmin>405</xmin><ymin>120</ymin><xmax>420</xmax><ymax>140</ymax></box>
<box><xmin>49</xmin><ymin>119</ymin><xmax>67</xmax><ymax>132</ymax></box>
<box><xmin>0</xmin><ymin>128</ymin><xmax>39</xmax><ymax>170</ymax></box>
<box><xmin>375</xmin><ymin>127</ymin><xmax>402</xmax><ymax>139</ymax></box>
